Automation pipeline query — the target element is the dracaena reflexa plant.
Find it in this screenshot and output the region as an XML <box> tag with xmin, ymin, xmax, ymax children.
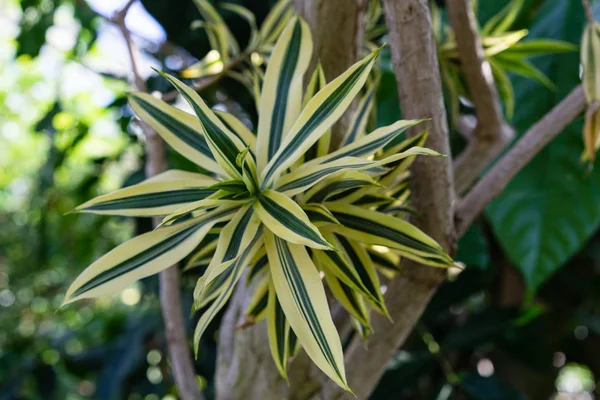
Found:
<box><xmin>63</xmin><ymin>16</ymin><xmax>454</xmax><ymax>390</ymax></box>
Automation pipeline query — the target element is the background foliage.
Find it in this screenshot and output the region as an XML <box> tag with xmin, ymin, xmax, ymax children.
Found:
<box><xmin>1</xmin><ymin>0</ymin><xmax>600</xmax><ymax>399</ymax></box>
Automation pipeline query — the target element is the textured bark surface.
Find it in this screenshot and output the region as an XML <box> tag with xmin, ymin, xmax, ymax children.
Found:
<box><xmin>216</xmin><ymin>275</ymin><xmax>326</xmax><ymax>400</ymax></box>
<box><xmin>447</xmin><ymin>0</ymin><xmax>514</xmax><ymax>194</ymax></box>
<box><xmin>456</xmin><ymin>85</ymin><xmax>586</xmax><ymax>236</ymax></box>
<box><xmin>214</xmin><ymin>1</ymin><xmax>364</xmax><ymax>399</ymax></box>
<box><xmin>315</xmin><ymin>1</ymin><xmax>456</xmax><ymax>398</ymax></box>
<box><xmin>293</xmin><ymin>0</ymin><xmax>366</xmax><ymax>148</ymax></box>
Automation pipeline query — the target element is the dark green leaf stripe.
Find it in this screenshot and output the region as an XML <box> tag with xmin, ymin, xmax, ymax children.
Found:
<box><xmin>384</xmin><ymin>127</ymin><xmax>426</xmax><ymax>153</ymax></box>
<box><xmin>338</xmin><ymin>277</ymin><xmax>367</xmax><ymax>321</ymax></box>
<box><xmin>196</xmin><ymin>227</ymin><xmax>263</xmax><ymax>340</ymax></box>
<box><xmin>304</xmin><ymin>209</ymin><xmax>337</xmax><ymax>224</ymax></box>
<box><xmin>274</xmin><ymin>237</ymin><xmax>343</xmax><ymax>381</ymax></box>
<box><xmin>223</xmin><ymin>207</ymin><xmax>254</xmax><ymax>261</ymax></box>
<box><xmin>84</xmin><ymin>188</ymin><xmax>217</xmax><ymax>211</ymax></box>
<box><xmin>287</xmin><ymin>327</ymin><xmax>298</xmax><ymax>357</ymax></box>
<box><xmin>331</xmin><ymin>210</ymin><xmax>445</xmax><ymax>256</ymax></box>
<box><xmin>274</xmin><ymin>294</ymin><xmax>287</xmax><ymax>366</ymax></box>
<box><xmin>248</xmin><ymin>290</ymin><xmax>269</xmax><ymax>317</ymax></box>
<box><xmin>72</xmin><ymin>207</ymin><xmax>236</xmax><ymax>297</ymax></box>
<box><xmin>216</xmin><ymin>113</ymin><xmax>257</xmax><ymax>144</ymax></box>
<box><xmin>263</xmin><ymin>58</ymin><xmax>374</xmax><ymax>185</ymax></box>
<box><xmin>367</xmin><ymin>249</ymin><xmax>401</xmax><ymax>272</ymax></box>
<box><xmin>200</xmin><ymin>208</ymin><xmax>255</xmax><ymax>301</ymax></box>
<box><xmin>133</xmin><ymin>96</ymin><xmax>213</xmax><ymax>160</ymax></box>
<box><xmin>262</xmin><ymin>1</ymin><xmax>293</xmax><ymax>40</ymax></box>
<box><xmin>307</xmin><ymin>179</ymin><xmax>373</xmax><ymax>203</ymax></box>
<box><xmin>353</xmin><ymin>195</ymin><xmax>391</xmax><ymax>206</ymax></box>
<box><xmin>319</xmin><ymin>250</ymin><xmax>368</xmax><ymax>297</ymax></box>
<box><xmin>248</xmin><ymin>254</ymin><xmax>268</xmax><ymax>283</ymax></box>
<box><xmin>335</xmin><ymin>235</ymin><xmax>380</xmax><ymax>302</ymax></box>
<box><xmin>327</xmin><ymin>188</ymin><xmax>359</xmax><ymax>202</ymax></box>
<box><xmin>277</xmin><ymin>161</ymin><xmax>371</xmax><ymax>193</ymax></box>
<box><xmin>164</xmin><ymin>76</ymin><xmax>242</xmax><ymax>173</ymax></box>
<box><xmin>343</xmin><ymin>90</ymin><xmax>374</xmax><ymax>145</ymax></box>
<box><xmin>258</xmin><ymin>195</ymin><xmax>330</xmax><ymax>248</ymax></box>
<box><xmin>267</xmin><ymin>20</ymin><xmax>303</xmax><ymax>161</ymax></box>
<box><xmin>325</xmin><ymin>123</ymin><xmax>415</xmax><ymax>164</ymax></box>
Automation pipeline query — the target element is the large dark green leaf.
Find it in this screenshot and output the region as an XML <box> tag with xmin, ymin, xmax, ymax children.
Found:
<box><xmin>486</xmin><ymin>0</ymin><xmax>595</xmax><ymax>290</ymax></box>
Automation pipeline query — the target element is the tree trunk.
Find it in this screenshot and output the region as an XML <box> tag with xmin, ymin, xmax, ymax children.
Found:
<box><xmin>214</xmin><ymin>1</ymin><xmax>365</xmax><ymax>399</ymax></box>
<box><xmin>314</xmin><ymin>1</ymin><xmax>456</xmax><ymax>398</ymax></box>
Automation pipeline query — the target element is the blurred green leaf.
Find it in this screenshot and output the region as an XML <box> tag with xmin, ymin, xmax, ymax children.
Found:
<box><xmin>461</xmin><ymin>374</ymin><xmax>527</xmax><ymax>400</ymax></box>
<box><xmin>486</xmin><ymin>0</ymin><xmax>596</xmax><ymax>291</ymax></box>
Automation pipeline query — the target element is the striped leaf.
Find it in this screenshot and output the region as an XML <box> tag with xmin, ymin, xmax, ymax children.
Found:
<box><xmin>193</xmin><ymin>0</ymin><xmax>238</xmax><ymax>62</ymax></box>
<box><xmin>320</xmin><ymin>264</ymin><xmax>370</xmax><ymax>328</ymax></box>
<box><xmin>315</xmin><ymin>119</ymin><xmax>424</xmax><ymax>166</ymax></box>
<box><xmin>326</xmin><ymin>203</ymin><xmax>453</xmax><ymax>267</ymax></box>
<box><xmin>237</xmin><ymin>148</ymin><xmax>259</xmax><ymax>195</ymax></box>
<box><xmin>275</xmin><ymin>156</ymin><xmax>377</xmax><ymax>197</ymax></box>
<box><xmin>247</xmin><ymin>250</ymin><xmax>268</xmax><ymax>287</ymax></box>
<box><xmin>63</xmin><ymin>205</ymin><xmax>238</xmax><ymax>305</ymax></box>
<box><xmin>264</xmin><ymin>230</ymin><xmax>349</xmax><ymax>390</ymax></box>
<box><xmin>75</xmin><ymin>173</ymin><xmax>217</xmax><ymax>217</ymax></box>
<box><xmin>129</xmin><ymin>93</ymin><xmax>223</xmax><ymax>175</ymax></box>
<box><xmin>220</xmin><ymin>3</ymin><xmax>259</xmax><ymax>51</ymax></box>
<box><xmin>157</xmin><ymin>191</ymin><xmax>247</xmax><ymax>228</ymax></box>
<box><xmin>256</xmin><ymin>17</ymin><xmax>312</xmax><ymax>171</ymax></box>
<box><xmin>340</xmin><ymin>85</ymin><xmax>375</xmax><ymax>146</ymax></box>
<box><xmin>276</xmin><ymin>147</ymin><xmax>439</xmax><ymax>196</ymax></box>
<box><xmin>254</xmin><ymin>190</ymin><xmax>333</xmax><ymax>250</ymax></box>
<box><xmin>158</xmin><ymin>72</ymin><xmax>248</xmax><ymax>179</ymax></box>
<box><xmin>243</xmin><ymin>276</ymin><xmax>269</xmax><ymax>325</ymax></box>
<box><xmin>200</xmin><ymin>206</ymin><xmax>262</xmax><ymax>293</ymax></box>
<box><xmin>258</xmin><ymin>0</ymin><xmax>294</xmax><ymax>48</ymax></box>
<box><xmin>261</xmin><ymin>48</ymin><xmax>382</xmax><ymax>187</ymax></box>
<box><xmin>303</xmin><ymin>170</ymin><xmax>379</xmax><ymax>204</ymax></box>
<box><xmin>301</xmin><ymin>203</ymin><xmax>340</xmax><ymax>226</ymax></box>
<box><xmin>316</xmin><ymin>231</ymin><xmax>385</xmax><ymax>312</ymax></box>
<box><xmin>193</xmin><ymin>226</ymin><xmax>263</xmax><ymax>354</ymax></box>
<box><xmin>334</xmin><ymin>235</ymin><xmax>388</xmax><ymax>318</ymax></box>
<box><xmin>215</xmin><ymin>110</ymin><xmax>257</xmax><ymax>153</ymax></box>
<box><xmin>184</xmin><ymin>237</ymin><xmax>218</xmax><ymax>271</ymax></box>
<box><xmin>266</xmin><ymin>277</ymin><xmax>291</xmax><ymax>378</ymax></box>
<box><xmin>301</xmin><ymin>64</ymin><xmax>330</xmax><ymax>163</ymax></box>
<box><xmin>368</xmin><ymin>246</ymin><xmax>401</xmax><ymax>274</ymax></box>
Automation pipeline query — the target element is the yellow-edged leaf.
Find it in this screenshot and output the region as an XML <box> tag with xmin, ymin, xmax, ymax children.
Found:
<box><xmin>254</xmin><ymin>190</ymin><xmax>333</xmax><ymax>250</ymax></box>
<box><xmin>264</xmin><ymin>230</ymin><xmax>349</xmax><ymax>391</ymax></box>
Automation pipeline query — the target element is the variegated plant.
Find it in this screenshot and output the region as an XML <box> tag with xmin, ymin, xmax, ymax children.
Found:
<box><xmin>182</xmin><ymin>0</ymin><xmax>293</xmax><ymax>102</ymax></box>
<box><xmin>63</xmin><ymin>16</ymin><xmax>453</xmax><ymax>390</ymax></box>
<box><xmin>432</xmin><ymin>0</ymin><xmax>577</xmax><ymax>124</ymax></box>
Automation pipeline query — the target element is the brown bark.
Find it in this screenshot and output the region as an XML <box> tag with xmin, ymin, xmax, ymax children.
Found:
<box><xmin>447</xmin><ymin>0</ymin><xmax>514</xmax><ymax>194</ymax></box>
<box><xmin>112</xmin><ymin>2</ymin><xmax>204</xmax><ymax>398</ymax></box>
<box><xmin>455</xmin><ymin>85</ymin><xmax>586</xmax><ymax>237</ymax></box>
<box><xmin>214</xmin><ymin>1</ymin><xmax>365</xmax><ymax>399</ymax></box>
<box><xmin>315</xmin><ymin>1</ymin><xmax>457</xmax><ymax>398</ymax></box>
<box><xmin>293</xmin><ymin>0</ymin><xmax>366</xmax><ymax>148</ymax></box>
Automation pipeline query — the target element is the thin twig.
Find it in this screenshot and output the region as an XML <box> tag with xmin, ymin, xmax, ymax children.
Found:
<box><xmin>160</xmin><ymin>53</ymin><xmax>249</xmax><ymax>102</ymax></box>
<box><xmin>583</xmin><ymin>0</ymin><xmax>596</xmax><ymax>25</ymax></box>
<box><xmin>455</xmin><ymin>85</ymin><xmax>586</xmax><ymax>237</ymax></box>
<box><xmin>447</xmin><ymin>0</ymin><xmax>514</xmax><ymax>194</ymax></box>
<box><xmin>74</xmin><ymin>0</ymin><xmax>234</xmax><ymax>101</ymax></box>
<box><xmin>111</xmin><ymin>1</ymin><xmax>205</xmax><ymax>399</ymax></box>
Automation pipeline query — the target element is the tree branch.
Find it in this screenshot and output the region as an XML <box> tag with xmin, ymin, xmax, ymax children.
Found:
<box><xmin>74</xmin><ymin>0</ymin><xmax>235</xmax><ymax>102</ymax></box>
<box><xmin>214</xmin><ymin>1</ymin><xmax>366</xmax><ymax>399</ymax></box>
<box><xmin>447</xmin><ymin>0</ymin><xmax>514</xmax><ymax>194</ymax></box>
<box><xmin>293</xmin><ymin>0</ymin><xmax>366</xmax><ymax>148</ymax></box>
<box><xmin>455</xmin><ymin>84</ymin><xmax>586</xmax><ymax>237</ymax></box>
<box><xmin>316</xmin><ymin>1</ymin><xmax>456</xmax><ymax>398</ymax></box>
<box><xmin>111</xmin><ymin>2</ymin><xmax>204</xmax><ymax>399</ymax></box>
